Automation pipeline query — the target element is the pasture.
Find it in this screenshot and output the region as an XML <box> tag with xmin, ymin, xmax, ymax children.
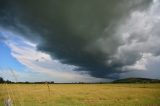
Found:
<box><xmin>0</xmin><ymin>84</ymin><xmax>160</xmax><ymax>106</ymax></box>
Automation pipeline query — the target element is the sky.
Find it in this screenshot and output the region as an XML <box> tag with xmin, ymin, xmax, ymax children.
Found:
<box><xmin>0</xmin><ymin>0</ymin><xmax>160</xmax><ymax>82</ymax></box>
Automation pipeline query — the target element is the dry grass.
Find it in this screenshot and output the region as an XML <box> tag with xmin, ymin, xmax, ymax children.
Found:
<box><xmin>0</xmin><ymin>84</ymin><xmax>160</xmax><ymax>106</ymax></box>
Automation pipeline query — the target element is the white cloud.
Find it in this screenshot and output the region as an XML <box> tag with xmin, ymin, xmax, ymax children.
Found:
<box><xmin>114</xmin><ymin>1</ymin><xmax>160</xmax><ymax>79</ymax></box>
<box><xmin>1</xmin><ymin>31</ymin><xmax>105</xmax><ymax>82</ymax></box>
<box><xmin>120</xmin><ymin>54</ymin><xmax>160</xmax><ymax>79</ymax></box>
<box><xmin>122</xmin><ymin>53</ymin><xmax>152</xmax><ymax>71</ymax></box>
<box><xmin>110</xmin><ymin>1</ymin><xmax>160</xmax><ymax>71</ymax></box>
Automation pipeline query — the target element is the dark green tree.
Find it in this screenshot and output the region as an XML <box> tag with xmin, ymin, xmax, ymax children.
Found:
<box><xmin>0</xmin><ymin>77</ymin><xmax>4</xmax><ymax>83</ymax></box>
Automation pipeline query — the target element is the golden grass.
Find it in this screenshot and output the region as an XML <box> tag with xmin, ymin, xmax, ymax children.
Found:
<box><xmin>0</xmin><ymin>84</ymin><xmax>160</xmax><ymax>106</ymax></box>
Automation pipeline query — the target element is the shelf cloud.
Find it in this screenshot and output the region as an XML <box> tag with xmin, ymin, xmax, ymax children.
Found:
<box><xmin>1</xmin><ymin>0</ymin><xmax>160</xmax><ymax>80</ymax></box>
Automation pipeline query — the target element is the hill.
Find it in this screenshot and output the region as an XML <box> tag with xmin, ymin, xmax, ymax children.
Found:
<box><xmin>113</xmin><ymin>78</ymin><xmax>160</xmax><ymax>83</ymax></box>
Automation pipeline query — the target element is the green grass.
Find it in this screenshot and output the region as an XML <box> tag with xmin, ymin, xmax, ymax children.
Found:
<box><xmin>0</xmin><ymin>84</ymin><xmax>160</xmax><ymax>106</ymax></box>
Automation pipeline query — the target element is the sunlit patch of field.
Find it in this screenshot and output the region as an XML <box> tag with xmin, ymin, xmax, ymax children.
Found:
<box><xmin>0</xmin><ymin>84</ymin><xmax>160</xmax><ymax>106</ymax></box>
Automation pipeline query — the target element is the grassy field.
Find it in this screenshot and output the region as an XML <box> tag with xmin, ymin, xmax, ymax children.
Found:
<box><xmin>0</xmin><ymin>84</ymin><xmax>160</xmax><ymax>106</ymax></box>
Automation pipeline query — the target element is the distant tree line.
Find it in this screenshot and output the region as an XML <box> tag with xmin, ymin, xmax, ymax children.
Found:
<box><xmin>1</xmin><ymin>77</ymin><xmax>160</xmax><ymax>84</ymax></box>
<box><xmin>19</xmin><ymin>81</ymin><xmax>55</xmax><ymax>84</ymax></box>
<box><xmin>0</xmin><ymin>77</ymin><xmax>55</xmax><ymax>84</ymax></box>
<box><xmin>0</xmin><ymin>77</ymin><xmax>12</xmax><ymax>83</ymax></box>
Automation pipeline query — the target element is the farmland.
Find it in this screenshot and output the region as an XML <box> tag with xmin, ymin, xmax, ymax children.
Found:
<box><xmin>0</xmin><ymin>84</ymin><xmax>160</xmax><ymax>106</ymax></box>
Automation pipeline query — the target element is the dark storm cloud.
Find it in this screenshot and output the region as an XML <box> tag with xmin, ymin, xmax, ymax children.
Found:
<box><xmin>0</xmin><ymin>0</ymin><xmax>153</xmax><ymax>79</ymax></box>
